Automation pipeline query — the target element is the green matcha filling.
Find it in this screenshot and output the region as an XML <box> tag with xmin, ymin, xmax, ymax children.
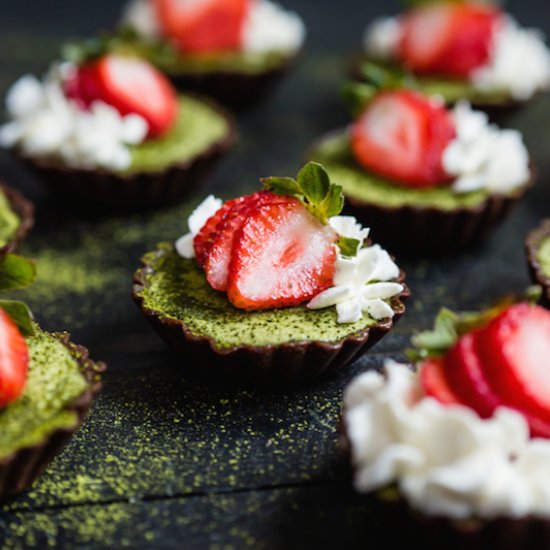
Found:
<box><xmin>136</xmin><ymin>246</ymin><xmax>390</xmax><ymax>350</ymax></box>
<box><xmin>126</xmin><ymin>95</ymin><xmax>230</xmax><ymax>175</ymax></box>
<box><xmin>0</xmin><ymin>330</ymin><xmax>88</xmax><ymax>459</ymax></box>
<box><xmin>536</xmin><ymin>236</ymin><xmax>550</xmax><ymax>277</ymax></box>
<box><xmin>361</xmin><ymin>58</ymin><xmax>512</xmax><ymax>106</ymax></box>
<box><xmin>310</xmin><ymin>132</ymin><xmax>495</xmax><ymax>210</ymax></box>
<box><xmin>0</xmin><ymin>190</ymin><xmax>20</xmax><ymax>247</ymax></box>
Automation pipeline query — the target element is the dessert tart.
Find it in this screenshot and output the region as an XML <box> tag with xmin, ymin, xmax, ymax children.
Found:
<box><xmin>309</xmin><ymin>77</ymin><xmax>533</xmax><ymax>255</ymax></box>
<box><xmin>358</xmin><ymin>0</ymin><xmax>550</xmax><ymax>112</ymax></box>
<box><xmin>526</xmin><ymin>220</ymin><xmax>550</xmax><ymax>308</ymax></box>
<box><xmin>0</xmin><ymin>53</ymin><xmax>235</xmax><ymax>209</ymax></box>
<box><xmin>117</xmin><ymin>0</ymin><xmax>306</xmax><ymax>108</ymax></box>
<box><xmin>342</xmin><ymin>292</ymin><xmax>550</xmax><ymax>547</ymax></box>
<box><xmin>133</xmin><ymin>163</ymin><xmax>409</xmax><ymax>386</ymax></box>
<box><xmin>0</xmin><ymin>253</ymin><xmax>105</xmax><ymax>502</ymax></box>
<box><xmin>0</xmin><ymin>182</ymin><xmax>34</xmax><ymax>258</ymax></box>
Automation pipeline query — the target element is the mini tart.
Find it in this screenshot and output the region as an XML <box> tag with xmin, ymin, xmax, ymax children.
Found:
<box><xmin>526</xmin><ymin>219</ymin><xmax>550</xmax><ymax>308</ymax></box>
<box><xmin>0</xmin><ymin>181</ymin><xmax>34</xmax><ymax>259</ymax></box>
<box><xmin>309</xmin><ymin>131</ymin><xmax>534</xmax><ymax>255</ymax></box>
<box><xmin>339</xmin><ymin>428</ymin><xmax>550</xmax><ymax>549</ymax></box>
<box><xmin>0</xmin><ymin>329</ymin><xmax>105</xmax><ymax>502</ymax></box>
<box><xmin>132</xmin><ymin>243</ymin><xmax>409</xmax><ymax>387</ymax></box>
<box><xmin>18</xmin><ymin>95</ymin><xmax>235</xmax><ymax>209</ymax></box>
<box><xmin>352</xmin><ymin>58</ymin><xmax>532</xmax><ymax>117</ymax></box>
<box><xmin>149</xmin><ymin>49</ymin><xmax>299</xmax><ymax>109</ymax></box>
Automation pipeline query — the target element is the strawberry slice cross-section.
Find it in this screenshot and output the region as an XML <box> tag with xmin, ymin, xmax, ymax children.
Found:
<box><xmin>154</xmin><ymin>0</ymin><xmax>252</xmax><ymax>53</ymax></box>
<box><xmin>66</xmin><ymin>54</ymin><xmax>178</xmax><ymax>138</ymax></box>
<box><xmin>226</xmin><ymin>198</ymin><xmax>338</xmax><ymax>310</ymax></box>
<box><xmin>0</xmin><ymin>308</ymin><xmax>29</xmax><ymax>408</ymax></box>
<box><xmin>351</xmin><ymin>90</ymin><xmax>456</xmax><ymax>188</ymax></box>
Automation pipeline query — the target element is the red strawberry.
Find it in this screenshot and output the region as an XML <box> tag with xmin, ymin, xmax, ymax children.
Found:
<box><xmin>66</xmin><ymin>54</ymin><xmax>178</xmax><ymax>137</ymax></box>
<box><xmin>154</xmin><ymin>0</ymin><xmax>252</xmax><ymax>53</ymax></box>
<box><xmin>226</xmin><ymin>199</ymin><xmax>338</xmax><ymax>310</ymax></box>
<box><xmin>476</xmin><ymin>303</ymin><xmax>550</xmax><ymax>424</ymax></box>
<box><xmin>399</xmin><ymin>3</ymin><xmax>501</xmax><ymax>78</ymax></box>
<box><xmin>0</xmin><ymin>309</ymin><xmax>29</xmax><ymax>408</ymax></box>
<box><xmin>193</xmin><ymin>196</ymin><xmax>248</xmax><ymax>268</ymax></box>
<box><xmin>204</xmin><ymin>191</ymin><xmax>287</xmax><ymax>291</ymax></box>
<box><xmin>445</xmin><ymin>331</ymin><xmax>500</xmax><ymax>419</ymax></box>
<box><xmin>420</xmin><ymin>357</ymin><xmax>462</xmax><ymax>406</ymax></box>
<box><xmin>351</xmin><ymin>90</ymin><xmax>455</xmax><ymax>188</ymax></box>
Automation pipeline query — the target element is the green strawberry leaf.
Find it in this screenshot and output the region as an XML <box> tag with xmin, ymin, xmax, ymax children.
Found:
<box><xmin>261</xmin><ymin>176</ymin><xmax>302</xmax><ymax>197</ymax></box>
<box><xmin>337</xmin><ymin>237</ymin><xmax>361</xmax><ymax>258</ymax></box>
<box><xmin>407</xmin><ymin>287</ymin><xmax>543</xmax><ymax>362</ymax></box>
<box><xmin>0</xmin><ymin>300</ymin><xmax>35</xmax><ymax>337</ymax></box>
<box><xmin>345</xmin><ymin>61</ymin><xmax>417</xmax><ymax>114</ymax></box>
<box><xmin>0</xmin><ymin>254</ymin><xmax>36</xmax><ymax>292</ymax></box>
<box><xmin>262</xmin><ymin>162</ymin><xmax>345</xmax><ymax>226</ymax></box>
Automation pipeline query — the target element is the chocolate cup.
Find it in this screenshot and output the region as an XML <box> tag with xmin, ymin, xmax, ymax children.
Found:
<box><xmin>16</xmin><ymin>98</ymin><xmax>236</xmax><ymax>210</ymax></box>
<box><xmin>166</xmin><ymin>53</ymin><xmax>298</xmax><ymax>110</ymax></box>
<box><xmin>526</xmin><ymin>219</ymin><xmax>550</xmax><ymax>308</ymax></box>
<box><xmin>0</xmin><ymin>332</ymin><xmax>106</xmax><ymax>503</ymax></box>
<box><xmin>132</xmin><ymin>245</ymin><xmax>410</xmax><ymax>388</ymax></box>
<box><xmin>0</xmin><ymin>181</ymin><xmax>34</xmax><ymax>260</ymax></box>
<box><xmin>339</xmin><ymin>415</ymin><xmax>550</xmax><ymax>549</ymax></box>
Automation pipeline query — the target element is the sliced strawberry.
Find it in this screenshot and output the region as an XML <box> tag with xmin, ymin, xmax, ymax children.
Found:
<box><xmin>399</xmin><ymin>3</ymin><xmax>501</xmax><ymax>78</ymax></box>
<box><xmin>193</xmin><ymin>196</ymin><xmax>248</xmax><ymax>268</ymax></box>
<box><xmin>226</xmin><ymin>199</ymin><xmax>338</xmax><ymax>310</ymax></box>
<box><xmin>476</xmin><ymin>304</ymin><xmax>550</xmax><ymax>424</ymax></box>
<box><xmin>445</xmin><ymin>331</ymin><xmax>501</xmax><ymax>419</ymax></box>
<box><xmin>154</xmin><ymin>0</ymin><xmax>252</xmax><ymax>53</ymax></box>
<box><xmin>0</xmin><ymin>309</ymin><xmax>29</xmax><ymax>408</ymax></box>
<box><xmin>420</xmin><ymin>357</ymin><xmax>462</xmax><ymax>406</ymax></box>
<box><xmin>204</xmin><ymin>191</ymin><xmax>287</xmax><ymax>291</ymax></box>
<box><xmin>66</xmin><ymin>54</ymin><xmax>178</xmax><ymax>137</ymax></box>
<box><xmin>351</xmin><ymin>90</ymin><xmax>455</xmax><ymax>188</ymax></box>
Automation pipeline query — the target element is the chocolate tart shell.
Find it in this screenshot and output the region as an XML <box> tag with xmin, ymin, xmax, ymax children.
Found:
<box><xmin>0</xmin><ymin>332</ymin><xmax>106</xmax><ymax>503</ymax></box>
<box><xmin>339</xmin><ymin>418</ymin><xmax>550</xmax><ymax>549</ymax></box>
<box><xmin>0</xmin><ymin>181</ymin><xmax>34</xmax><ymax>260</ymax></box>
<box><xmin>310</xmin><ymin>132</ymin><xmax>535</xmax><ymax>256</ymax></box>
<box><xmin>166</xmin><ymin>53</ymin><xmax>298</xmax><ymax>110</ymax></box>
<box><xmin>132</xmin><ymin>245</ymin><xmax>410</xmax><ymax>388</ymax></box>
<box><xmin>526</xmin><ymin>219</ymin><xmax>550</xmax><ymax>308</ymax></box>
<box><xmin>16</xmin><ymin>98</ymin><xmax>236</xmax><ymax>210</ymax></box>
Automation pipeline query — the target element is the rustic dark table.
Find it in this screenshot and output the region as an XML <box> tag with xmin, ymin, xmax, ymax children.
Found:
<box><xmin>1</xmin><ymin>0</ymin><xmax>550</xmax><ymax>547</ymax></box>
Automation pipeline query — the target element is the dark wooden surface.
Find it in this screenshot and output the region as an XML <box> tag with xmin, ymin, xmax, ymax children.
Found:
<box><xmin>1</xmin><ymin>0</ymin><xmax>550</xmax><ymax>547</ymax></box>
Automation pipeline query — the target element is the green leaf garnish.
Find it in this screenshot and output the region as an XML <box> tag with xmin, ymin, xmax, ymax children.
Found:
<box><xmin>262</xmin><ymin>162</ymin><xmax>345</xmax><ymax>225</ymax></box>
<box><xmin>0</xmin><ymin>300</ymin><xmax>35</xmax><ymax>337</ymax></box>
<box><xmin>0</xmin><ymin>254</ymin><xmax>36</xmax><ymax>292</ymax></box>
<box><xmin>337</xmin><ymin>237</ymin><xmax>361</xmax><ymax>258</ymax></box>
<box><xmin>345</xmin><ymin>61</ymin><xmax>416</xmax><ymax>114</ymax></box>
<box><xmin>407</xmin><ymin>287</ymin><xmax>543</xmax><ymax>362</ymax></box>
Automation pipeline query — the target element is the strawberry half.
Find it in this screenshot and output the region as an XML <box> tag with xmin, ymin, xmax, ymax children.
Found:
<box><xmin>420</xmin><ymin>357</ymin><xmax>462</xmax><ymax>406</ymax></box>
<box><xmin>154</xmin><ymin>0</ymin><xmax>252</xmax><ymax>53</ymax></box>
<box><xmin>476</xmin><ymin>304</ymin><xmax>550</xmax><ymax>424</ymax></box>
<box><xmin>399</xmin><ymin>3</ymin><xmax>501</xmax><ymax>78</ymax></box>
<box><xmin>0</xmin><ymin>309</ymin><xmax>29</xmax><ymax>408</ymax></box>
<box><xmin>226</xmin><ymin>199</ymin><xmax>338</xmax><ymax>310</ymax></box>
<box><xmin>66</xmin><ymin>54</ymin><xmax>178</xmax><ymax>137</ymax></box>
<box><xmin>351</xmin><ymin>90</ymin><xmax>455</xmax><ymax>188</ymax></box>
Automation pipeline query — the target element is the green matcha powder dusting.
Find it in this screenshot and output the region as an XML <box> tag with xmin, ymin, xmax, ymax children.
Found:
<box><xmin>137</xmin><ymin>246</ymin><xmax>390</xmax><ymax>350</ymax></box>
<box><xmin>0</xmin><ymin>330</ymin><xmax>87</xmax><ymax>459</ymax></box>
